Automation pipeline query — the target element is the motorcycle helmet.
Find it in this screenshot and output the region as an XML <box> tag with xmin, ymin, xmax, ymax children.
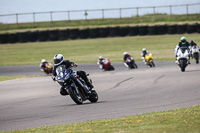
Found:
<box><xmin>181</xmin><ymin>36</ymin><xmax>186</xmax><ymax>44</ymax></box>
<box><xmin>41</xmin><ymin>59</ymin><xmax>46</xmax><ymax>63</ymax></box>
<box><xmin>123</xmin><ymin>52</ymin><xmax>128</xmax><ymax>55</ymax></box>
<box><xmin>99</xmin><ymin>56</ymin><xmax>103</xmax><ymax>60</ymax></box>
<box><xmin>190</xmin><ymin>40</ymin><xmax>194</xmax><ymax>45</ymax></box>
<box><xmin>142</xmin><ymin>48</ymin><xmax>146</xmax><ymax>52</ymax></box>
<box><xmin>53</xmin><ymin>54</ymin><xmax>64</xmax><ymax>66</ymax></box>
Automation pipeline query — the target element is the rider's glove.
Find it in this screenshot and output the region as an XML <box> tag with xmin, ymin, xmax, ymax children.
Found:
<box><xmin>71</xmin><ymin>63</ymin><xmax>78</xmax><ymax>67</ymax></box>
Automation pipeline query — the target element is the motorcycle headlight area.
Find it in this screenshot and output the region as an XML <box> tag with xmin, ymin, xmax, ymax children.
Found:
<box><xmin>64</xmin><ymin>73</ymin><xmax>70</xmax><ymax>80</ymax></box>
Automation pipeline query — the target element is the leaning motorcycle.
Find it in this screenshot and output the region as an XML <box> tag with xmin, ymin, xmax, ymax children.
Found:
<box><xmin>40</xmin><ymin>62</ymin><xmax>53</xmax><ymax>74</ymax></box>
<box><xmin>143</xmin><ymin>53</ymin><xmax>155</xmax><ymax>67</ymax></box>
<box><xmin>191</xmin><ymin>46</ymin><xmax>199</xmax><ymax>64</ymax></box>
<box><xmin>98</xmin><ymin>59</ymin><xmax>115</xmax><ymax>71</ymax></box>
<box><xmin>124</xmin><ymin>57</ymin><xmax>138</xmax><ymax>69</ymax></box>
<box><xmin>176</xmin><ymin>47</ymin><xmax>189</xmax><ymax>72</ymax></box>
<box><xmin>55</xmin><ymin>65</ymin><xmax>98</xmax><ymax>104</ymax></box>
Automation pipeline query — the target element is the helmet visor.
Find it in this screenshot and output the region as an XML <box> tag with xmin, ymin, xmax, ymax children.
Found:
<box><xmin>54</xmin><ymin>59</ymin><xmax>61</xmax><ymax>65</ymax></box>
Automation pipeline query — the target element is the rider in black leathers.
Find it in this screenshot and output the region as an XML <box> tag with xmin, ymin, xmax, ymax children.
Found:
<box><xmin>52</xmin><ymin>54</ymin><xmax>93</xmax><ymax>96</ymax></box>
<box><xmin>176</xmin><ymin>37</ymin><xmax>191</xmax><ymax>64</ymax></box>
<box><xmin>123</xmin><ymin>52</ymin><xmax>131</xmax><ymax>62</ymax></box>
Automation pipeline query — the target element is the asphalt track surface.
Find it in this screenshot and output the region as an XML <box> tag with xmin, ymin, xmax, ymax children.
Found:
<box><xmin>0</xmin><ymin>61</ymin><xmax>200</xmax><ymax>131</ymax></box>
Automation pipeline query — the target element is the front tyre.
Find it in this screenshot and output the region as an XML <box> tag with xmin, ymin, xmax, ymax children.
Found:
<box><xmin>108</xmin><ymin>65</ymin><xmax>115</xmax><ymax>70</ymax></box>
<box><xmin>88</xmin><ymin>90</ymin><xmax>98</xmax><ymax>103</ymax></box>
<box><xmin>68</xmin><ymin>87</ymin><xmax>83</xmax><ymax>104</ymax></box>
<box><xmin>180</xmin><ymin>60</ymin><xmax>186</xmax><ymax>72</ymax></box>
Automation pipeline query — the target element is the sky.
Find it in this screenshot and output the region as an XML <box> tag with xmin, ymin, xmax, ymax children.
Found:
<box><xmin>0</xmin><ymin>0</ymin><xmax>200</xmax><ymax>23</ymax></box>
<box><xmin>0</xmin><ymin>0</ymin><xmax>200</xmax><ymax>14</ymax></box>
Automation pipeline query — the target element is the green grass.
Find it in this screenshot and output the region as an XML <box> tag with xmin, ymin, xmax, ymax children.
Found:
<box><xmin>0</xmin><ymin>14</ymin><xmax>200</xmax><ymax>33</ymax></box>
<box><xmin>0</xmin><ymin>33</ymin><xmax>199</xmax><ymax>66</ymax></box>
<box><xmin>0</xmin><ymin>75</ymin><xmax>42</xmax><ymax>82</ymax></box>
<box><xmin>2</xmin><ymin>105</ymin><xmax>200</xmax><ymax>133</ymax></box>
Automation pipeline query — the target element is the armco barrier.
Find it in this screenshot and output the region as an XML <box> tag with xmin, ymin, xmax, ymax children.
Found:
<box><xmin>187</xmin><ymin>24</ymin><xmax>197</xmax><ymax>34</ymax></box>
<box><xmin>167</xmin><ymin>25</ymin><xmax>177</xmax><ymax>34</ymax></box>
<box><xmin>49</xmin><ymin>30</ymin><xmax>59</xmax><ymax>41</ymax></box>
<box><xmin>119</xmin><ymin>27</ymin><xmax>129</xmax><ymax>37</ymax></box>
<box><xmin>0</xmin><ymin>33</ymin><xmax>8</xmax><ymax>44</ymax></box>
<box><xmin>38</xmin><ymin>30</ymin><xmax>49</xmax><ymax>42</ymax></box>
<box><xmin>89</xmin><ymin>28</ymin><xmax>99</xmax><ymax>38</ymax></box>
<box><xmin>79</xmin><ymin>28</ymin><xmax>89</xmax><ymax>39</ymax></box>
<box><xmin>148</xmin><ymin>26</ymin><xmax>157</xmax><ymax>35</ymax></box>
<box><xmin>18</xmin><ymin>32</ymin><xmax>29</xmax><ymax>43</ymax></box>
<box><xmin>157</xmin><ymin>25</ymin><xmax>168</xmax><ymax>35</ymax></box>
<box><xmin>177</xmin><ymin>24</ymin><xmax>187</xmax><ymax>34</ymax></box>
<box><xmin>28</xmin><ymin>31</ymin><xmax>38</xmax><ymax>42</ymax></box>
<box><xmin>109</xmin><ymin>27</ymin><xmax>119</xmax><ymax>37</ymax></box>
<box><xmin>99</xmin><ymin>27</ymin><xmax>109</xmax><ymax>37</ymax></box>
<box><xmin>59</xmin><ymin>29</ymin><xmax>69</xmax><ymax>40</ymax></box>
<box><xmin>69</xmin><ymin>29</ymin><xmax>79</xmax><ymax>39</ymax></box>
<box><xmin>139</xmin><ymin>26</ymin><xmax>148</xmax><ymax>35</ymax></box>
<box><xmin>129</xmin><ymin>26</ymin><xmax>139</xmax><ymax>36</ymax></box>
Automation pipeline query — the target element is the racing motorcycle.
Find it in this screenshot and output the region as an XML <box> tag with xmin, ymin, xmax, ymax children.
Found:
<box><xmin>143</xmin><ymin>53</ymin><xmax>155</xmax><ymax>67</ymax></box>
<box><xmin>55</xmin><ymin>65</ymin><xmax>98</xmax><ymax>104</ymax></box>
<box><xmin>124</xmin><ymin>57</ymin><xmax>138</xmax><ymax>69</ymax></box>
<box><xmin>98</xmin><ymin>59</ymin><xmax>115</xmax><ymax>71</ymax></box>
<box><xmin>40</xmin><ymin>62</ymin><xmax>53</xmax><ymax>74</ymax></box>
<box><xmin>191</xmin><ymin>46</ymin><xmax>199</xmax><ymax>64</ymax></box>
<box><xmin>176</xmin><ymin>47</ymin><xmax>189</xmax><ymax>72</ymax></box>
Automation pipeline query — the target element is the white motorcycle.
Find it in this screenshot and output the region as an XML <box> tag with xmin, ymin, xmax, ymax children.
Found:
<box><xmin>191</xmin><ymin>46</ymin><xmax>199</xmax><ymax>64</ymax></box>
<box><xmin>176</xmin><ymin>47</ymin><xmax>190</xmax><ymax>72</ymax></box>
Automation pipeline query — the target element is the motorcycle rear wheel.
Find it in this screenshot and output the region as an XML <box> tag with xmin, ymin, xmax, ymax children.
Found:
<box><xmin>88</xmin><ymin>90</ymin><xmax>98</xmax><ymax>103</ymax></box>
<box><xmin>151</xmin><ymin>61</ymin><xmax>155</xmax><ymax>67</ymax></box>
<box><xmin>194</xmin><ymin>54</ymin><xmax>199</xmax><ymax>64</ymax></box>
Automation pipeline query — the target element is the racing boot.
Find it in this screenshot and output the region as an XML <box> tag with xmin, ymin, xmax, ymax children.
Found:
<box><xmin>60</xmin><ymin>86</ymin><xmax>68</xmax><ymax>96</ymax></box>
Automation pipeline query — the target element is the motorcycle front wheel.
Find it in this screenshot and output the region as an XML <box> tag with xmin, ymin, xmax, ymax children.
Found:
<box><xmin>108</xmin><ymin>65</ymin><xmax>115</xmax><ymax>70</ymax></box>
<box><xmin>68</xmin><ymin>87</ymin><xmax>83</xmax><ymax>104</ymax></box>
<box><xmin>180</xmin><ymin>60</ymin><xmax>186</xmax><ymax>72</ymax></box>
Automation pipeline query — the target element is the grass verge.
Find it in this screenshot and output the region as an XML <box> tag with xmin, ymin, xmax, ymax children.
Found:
<box><xmin>0</xmin><ymin>14</ymin><xmax>200</xmax><ymax>32</ymax></box>
<box><xmin>0</xmin><ymin>75</ymin><xmax>42</xmax><ymax>82</ymax></box>
<box><xmin>0</xmin><ymin>34</ymin><xmax>199</xmax><ymax>66</ymax></box>
<box><xmin>2</xmin><ymin>105</ymin><xmax>200</xmax><ymax>133</ymax></box>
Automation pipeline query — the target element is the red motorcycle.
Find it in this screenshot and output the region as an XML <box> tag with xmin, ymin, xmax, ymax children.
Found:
<box><xmin>98</xmin><ymin>58</ymin><xmax>115</xmax><ymax>71</ymax></box>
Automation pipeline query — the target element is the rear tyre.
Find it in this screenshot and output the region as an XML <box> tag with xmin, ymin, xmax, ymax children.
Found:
<box><xmin>194</xmin><ymin>54</ymin><xmax>199</xmax><ymax>64</ymax></box>
<box><xmin>88</xmin><ymin>90</ymin><xmax>98</xmax><ymax>103</ymax></box>
<box><xmin>134</xmin><ymin>63</ymin><xmax>138</xmax><ymax>68</ymax></box>
<box><xmin>151</xmin><ymin>61</ymin><xmax>155</xmax><ymax>67</ymax></box>
<box><xmin>68</xmin><ymin>87</ymin><xmax>83</xmax><ymax>104</ymax></box>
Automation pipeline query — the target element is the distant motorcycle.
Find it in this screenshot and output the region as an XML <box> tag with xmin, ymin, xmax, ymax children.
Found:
<box><xmin>98</xmin><ymin>59</ymin><xmax>115</xmax><ymax>71</ymax></box>
<box><xmin>176</xmin><ymin>47</ymin><xmax>189</xmax><ymax>72</ymax></box>
<box><xmin>191</xmin><ymin>46</ymin><xmax>199</xmax><ymax>64</ymax></box>
<box><xmin>55</xmin><ymin>65</ymin><xmax>98</xmax><ymax>104</ymax></box>
<box><xmin>40</xmin><ymin>62</ymin><xmax>53</xmax><ymax>74</ymax></box>
<box><xmin>143</xmin><ymin>53</ymin><xmax>155</xmax><ymax>67</ymax></box>
<box><xmin>124</xmin><ymin>57</ymin><xmax>138</xmax><ymax>69</ymax></box>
